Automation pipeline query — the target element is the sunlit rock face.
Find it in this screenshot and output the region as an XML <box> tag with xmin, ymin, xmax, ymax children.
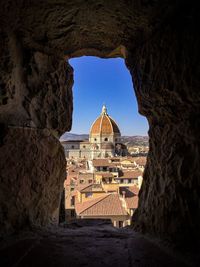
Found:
<box><xmin>0</xmin><ymin>126</ymin><xmax>66</xmax><ymax>235</ymax></box>
<box><xmin>0</xmin><ymin>0</ymin><xmax>200</xmax><ymax>252</ymax></box>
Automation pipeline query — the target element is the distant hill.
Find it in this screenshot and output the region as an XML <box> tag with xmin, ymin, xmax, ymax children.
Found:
<box><xmin>60</xmin><ymin>132</ymin><xmax>89</xmax><ymax>141</ymax></box>
<box><xmin>121</xmin><ymin>136</ymin><xmax>149</xmax><ymax>147</ymax></box>
<box><xmin>60</xmin><ymin>132</ymin><xmax>148</xmax><ymax>146</ymax></box>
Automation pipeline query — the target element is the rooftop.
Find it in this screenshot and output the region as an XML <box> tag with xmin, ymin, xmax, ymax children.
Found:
<box><xmin>133</xmin><ymin>157</ymin><xmax>147</xmax><ymax>166</ymax></box>
<box><xmin>118</xmin><ymin>170</ymin><xmax>143</xmax><ymax>179</ymax></box>
<box><xmin>119</xmin><ymin>186</ymin><xmax>139</xmax><ymax>209</ymax></box>
<box><xmin>80</xmin><ymin>184</ymin><xmax>105</xmax><ymax>193</ymax></box>
<box><xmin>93</xmin><ymin>159</ymin><xmax>115</xmax><ymax>167</ymax></box>
<box><xmin>76</xmin><ymin>193</ymin><xmax>127</xmax><ymax>216</ymax></box>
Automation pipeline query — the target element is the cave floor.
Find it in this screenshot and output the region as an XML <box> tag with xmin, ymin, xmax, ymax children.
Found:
<box><xmin>0</xmin><ymin>223</ymin><xmax>190</xmax><ymax>267</ymax></box>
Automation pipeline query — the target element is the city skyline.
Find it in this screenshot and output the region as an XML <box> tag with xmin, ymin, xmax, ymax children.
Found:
<box><xmin>68</xmin><ymin>56</ymin><xmax>149</xmax><ymax>136</ymax></box>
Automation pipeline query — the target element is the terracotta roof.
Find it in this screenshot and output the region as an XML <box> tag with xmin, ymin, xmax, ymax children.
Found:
<box><xmin>109</xmin><ymin>158</ymin><xmax>121</xmax><ymax>162</ymax></box>
<box><xmin>119</xmin><ymin>187</ymin><xmax>139</xmax><ymax>209</ymax></box>
<box><xmin>93</xmin><ymin>159</ymin><xmax>115</xmax><ymax>167</ymax></box>
<box><xmin>64</xmin><ymin>174</ymin><xmax>78</xmax><ymax>186</ymax></box>
<box><xmin>76</xmin><ymin>193</ymin><xmax>127</xmax><ymax>216</ymax></box>
<box><xmin>68</xmin><ymin>167</ymin><xmax>80</xmax><ymax>175</ymax></box>
<box><xmin>125</xmin><ymin>196</ymin><xmax>138</xmax><ymax>209</ymax></box>
<box><xmin>119</xmin><ymin>170</ymin><xmax>143</xmax><ymax>179</ymax></box>
<box><xmin>93</xmin><ymin>159</ymin><xmax>109</xmax><ymax>167</ymax></box>
<box><xmin>75</xmin><ymin>194</ymin><xmax>107</xmax><ymax>214</ymax></box>
<box><xmin>78</xmin><ymin>173</ymin><xmax>94</xmax><ymax>179</ymax></box>
<box><xmin>109</xmin><ymin>162</ymin><xmax>121</xmax><ymax>167</ymax></box>
<box><xmin>64</xmin><ymin>177</ymin><xmax>70</xmax><ymax>187</ymax></box>
<box><xmin>134</xmin><ymin>157</ymin><xmax>147</xmax><ymax>166</ymax></box>
<box><xmin>96</xmin><ymin>172</ymin><xmax>113</xmax><ymax>178</ymax></box>
<box><xmin>75</xmin><ymin>183</ymin><xmax>94</xmax><ymax>192</ymax></box>
<box><xmin>80</xmin><ymin>184</ymin><xmax>104</xmax><ymax>193</ymax></box>
<box><xmin>119</xmin><ymin>186</ymin><xmax>139</xmax><ymax>196</ymax></box>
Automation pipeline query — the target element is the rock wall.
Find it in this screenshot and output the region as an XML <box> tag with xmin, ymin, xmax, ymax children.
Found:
<box><xmin>0</xmin><ymin>26</ymin><xmax>73</xmax><ymax>234</ymax></box>
<box><xmin>0</xmin><ymin>126</ymin><xmax>66</xmax><ymax>235</ymax></box>
<box><xmin>0</xmin><ymin>0</ymin><xmax>200</xmax><ymax>253</ymax></box>
<box><xmin>0</xmin><ymin>32</ymin><xmax>73</xmax><ymax>135</ymax></box>
<box><xmin>126</xmin><ymin>3</ymin><xmax>200</xmax><ymax>250</ymax></box>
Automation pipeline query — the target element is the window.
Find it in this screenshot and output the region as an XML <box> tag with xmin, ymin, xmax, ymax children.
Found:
<box><xmin>71</xmin><ymin>145</ymin><xmax>74</xmax><ymax>149</ymax></box>
<box><xmin>85</xmin><ymin>192</ymin><xmax>93</xmax><ymax>198</ymax></box>
<box><xmin>94</xmin><ymin>138</ymin><xmax>97</xmax><ymax>141</ymax></box>
<box><xmin>83</xmin><ymin>145</ymin><xmax>86</xmax><ymax>148</ymax></box>
<box><xmin>119</xmin><ymin>221</ymin><xmax>124</xmax><ymax>228</ymax></box>
<box><xmin>104</xmin><ymin>138</ymin><xmax>108</xmax><ymax>141</ymax></box>
<box><xmin>71</xmin><ymin>210</ymin><xmax>75</xmax><ymax>217</ymax></box>
<box><xmin>71</xmin><ymin>196</ymin><xmax>75</xmax><ymax>206</ymax></box>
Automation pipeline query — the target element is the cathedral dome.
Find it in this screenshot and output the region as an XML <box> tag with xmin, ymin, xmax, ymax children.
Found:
<box><xmin>90</xmin><ymin>105</ymin><xmax>121</xmax><ymax>136</ymax></box>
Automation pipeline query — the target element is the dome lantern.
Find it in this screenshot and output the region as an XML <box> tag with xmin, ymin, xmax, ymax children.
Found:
<box><xmin>101</xmin><ymin>104</ymin><xmax>107</xmax><ymax>115</ymax></box>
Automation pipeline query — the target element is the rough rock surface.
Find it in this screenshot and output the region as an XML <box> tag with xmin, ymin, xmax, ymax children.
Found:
<box><xmin>0</xmin><ymin>0</ymin><xmax>200</xmax><ymax>256</ymax></box>
<box><xmin>126</xmin><ymin>4</ymin><xmax>200</xmax><ymax>252</ymax></box>
<box><xmin>0</xmin><ymin>127</ymin><xmax>66</xmax><ymax>235</ymax></box>
<box><xmin>0</xmin><ymin>40</ymin><xmax>73</xmax><ymax>135</ymax></box>
<box><xmin>0</xmin><ymin>225</ymin><xmax>192</xmax><ymax>267</ymax></box>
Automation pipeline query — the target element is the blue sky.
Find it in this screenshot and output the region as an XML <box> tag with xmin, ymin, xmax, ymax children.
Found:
<box><xmin>69</xmin><ymin>56</ymin><xmax>149</xmax><ymax>136</ymax></box>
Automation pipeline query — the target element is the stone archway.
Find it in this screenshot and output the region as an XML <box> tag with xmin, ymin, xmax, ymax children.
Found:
<box><xmin>0</xmin><ymin>0</ymin><xmax>199</xmax><ymax>253</ymax></box>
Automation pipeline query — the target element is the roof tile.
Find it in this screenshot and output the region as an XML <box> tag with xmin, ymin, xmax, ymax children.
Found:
<box><xmin>76</xmin><ymin>193</ymin><xmax>127</xmax><ymax>216</ymax></box>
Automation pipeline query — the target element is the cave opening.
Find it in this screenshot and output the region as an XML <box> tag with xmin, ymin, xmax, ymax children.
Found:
<box><xmin>59</xmin><ymin>55</ymin><xmax>149</xmax><ymax>227</ymax></box>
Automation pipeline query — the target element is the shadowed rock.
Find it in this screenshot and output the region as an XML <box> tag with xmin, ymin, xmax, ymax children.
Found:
<box><xmin>0</xmin><ymin>127</ymin><xmax>66</xmax><ymax>235</ymax></box>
